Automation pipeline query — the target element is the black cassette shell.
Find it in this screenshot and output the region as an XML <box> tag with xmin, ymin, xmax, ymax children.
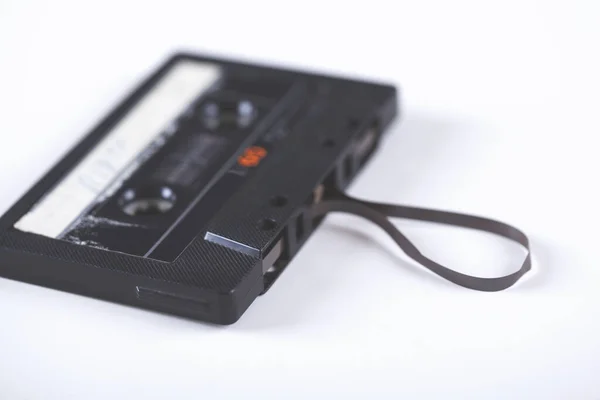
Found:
<box><xmin>0</xmin><ymin>52</ymin><xmax>398</xmax><ymax>324</ymax></box>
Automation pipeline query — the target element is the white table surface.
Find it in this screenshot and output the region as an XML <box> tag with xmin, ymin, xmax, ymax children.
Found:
<box><xmin>1</xmin><ymin>0</ymin><xmax>599</xmax><ymax>398</ymax></box>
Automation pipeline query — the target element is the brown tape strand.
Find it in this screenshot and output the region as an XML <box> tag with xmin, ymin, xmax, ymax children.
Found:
<box><xmin>309</xmin><ymin>189</ymin><xmax>531</xmax><ymax>291</ymax></box>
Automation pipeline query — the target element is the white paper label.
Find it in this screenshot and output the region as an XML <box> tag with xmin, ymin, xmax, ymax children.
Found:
<box><xmin>15</xmin><ymin>60</ymin><xmax>220</xmax><ymax>238</ymax></box>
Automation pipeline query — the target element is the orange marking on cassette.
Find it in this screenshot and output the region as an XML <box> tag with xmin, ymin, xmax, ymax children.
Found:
<box><xmin>238</xmin><ymin>146</ymin><xmax>267</xmax><ymax>167</ymax></box>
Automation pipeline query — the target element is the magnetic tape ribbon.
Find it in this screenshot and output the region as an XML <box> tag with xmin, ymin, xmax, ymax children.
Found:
<box><xmin>310</xmin><ymin>188</ymin><xmax>531</xmax><ymax>291</ymax></box>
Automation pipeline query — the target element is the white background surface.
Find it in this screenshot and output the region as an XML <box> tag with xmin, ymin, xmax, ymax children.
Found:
<box><xmin>0</xmin><ymin>1</ymin><xmax>599</xmax><ymax>398</ymax></box>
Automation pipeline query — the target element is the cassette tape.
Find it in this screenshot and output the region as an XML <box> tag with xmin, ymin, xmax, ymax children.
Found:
<box><xmin>0</xmin><ymin>53</ymin><xmax>398</xmax><ymax>324</ymax></box>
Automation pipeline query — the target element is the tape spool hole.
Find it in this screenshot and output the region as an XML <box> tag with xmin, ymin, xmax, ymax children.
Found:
<box><xmin>119</xmin><ymin>186</ymin><xmax>176</xmax><ymax>217</ymax></box>
<box><xmin>201</xmin><ymin>99</ymin><xmax>256</xmax><ymax>129</ymax></box>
